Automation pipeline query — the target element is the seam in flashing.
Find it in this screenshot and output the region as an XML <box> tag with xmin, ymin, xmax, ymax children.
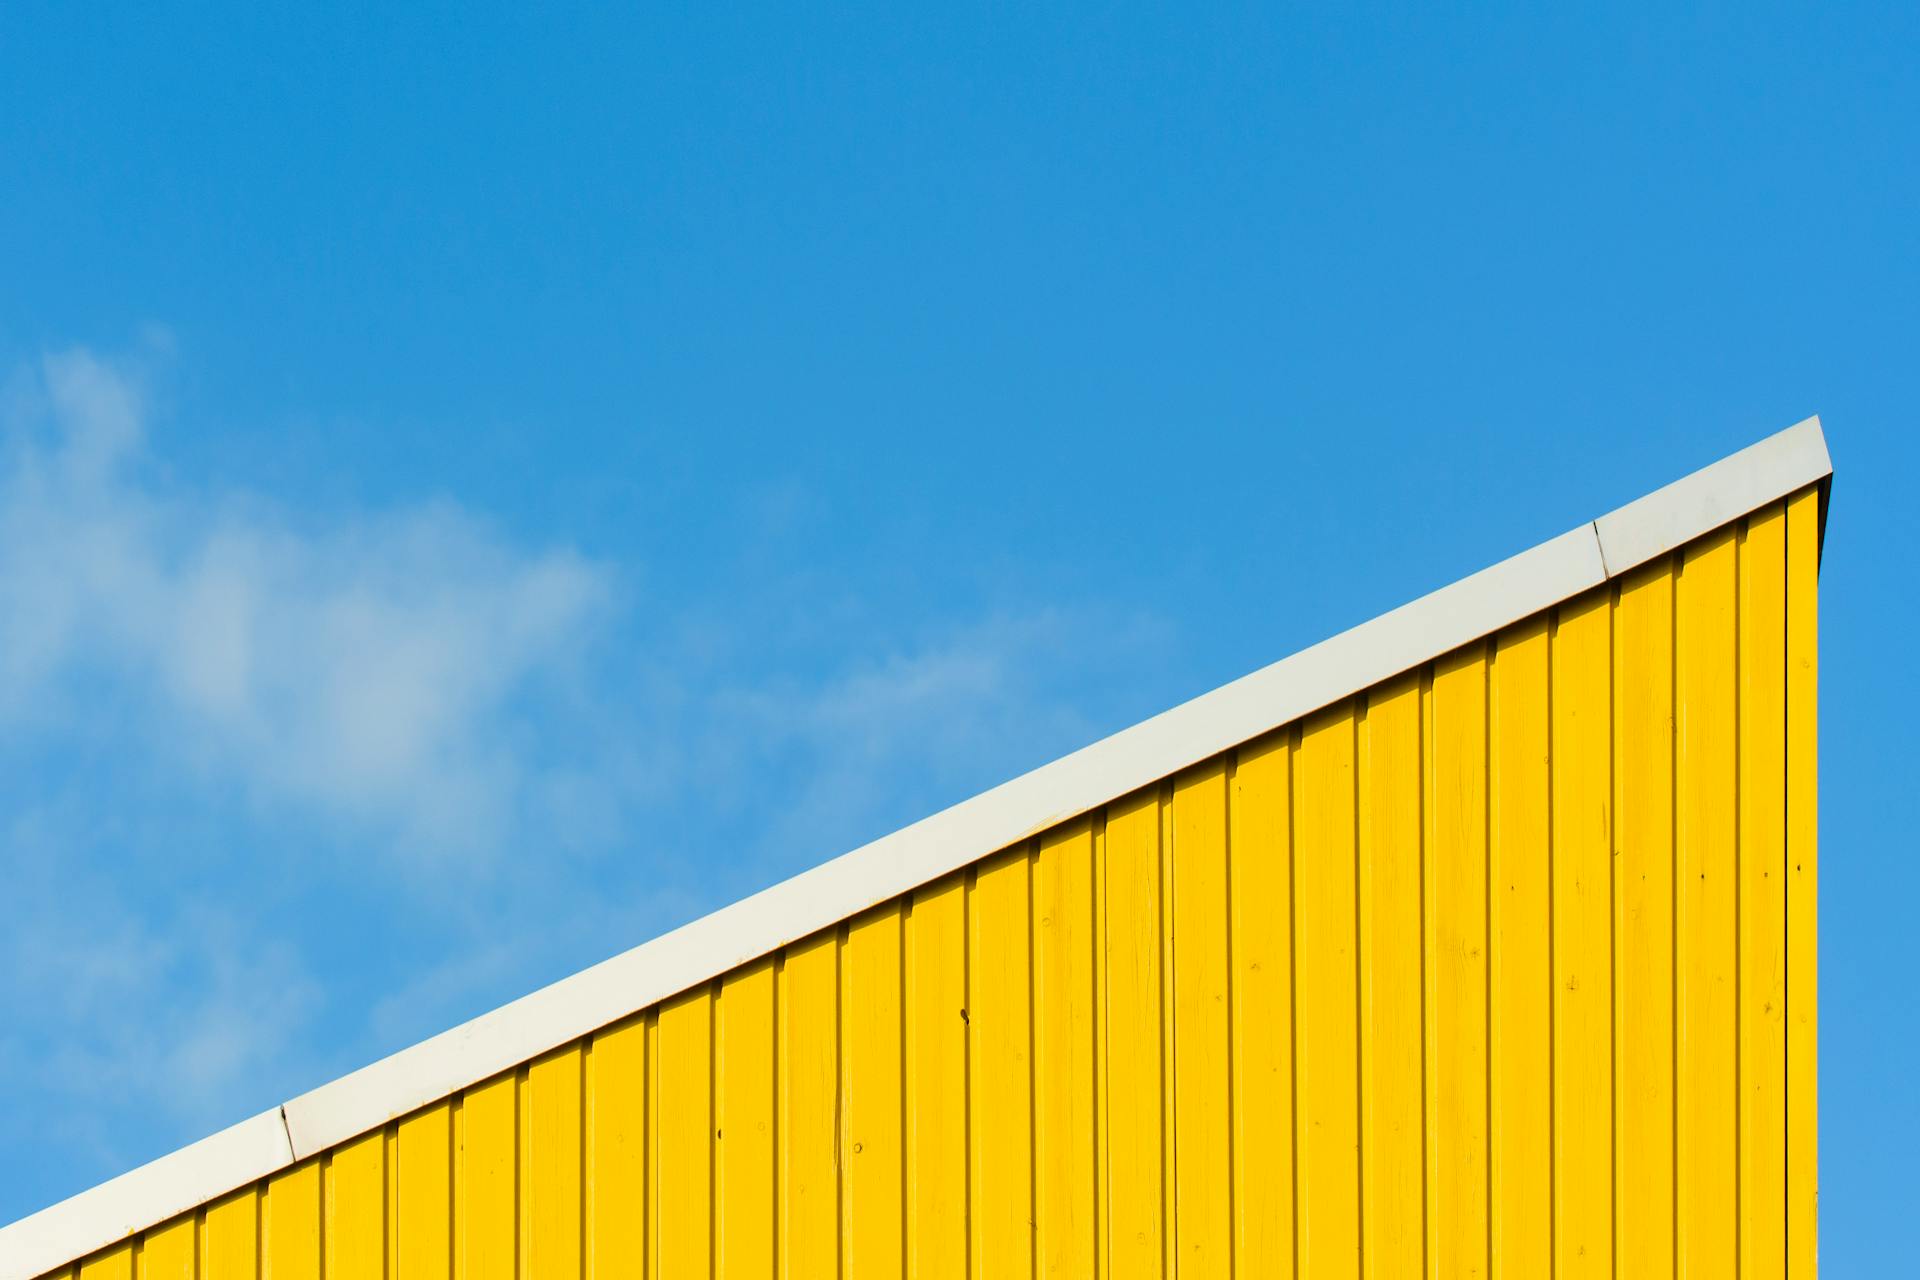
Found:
<box><xmin>1591</xmin><ymin>519</ymin><xmax>1613</xmax><ymax>578</ymax></box>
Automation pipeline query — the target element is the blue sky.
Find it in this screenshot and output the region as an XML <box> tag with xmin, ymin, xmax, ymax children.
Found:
<box><xmin>1</xmin><ymin>1</ymin><xmax>1914</xmax><ymax>1265</ymax></box>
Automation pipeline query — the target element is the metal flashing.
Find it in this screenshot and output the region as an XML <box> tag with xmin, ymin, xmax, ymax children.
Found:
<box><xmin>0</xmin><ymin>1111</ymin><xmax>292</xmax><ymax>1280</ymax></box>
<box><xmin>1592</xmin><ymin>416</ymin><xmax>1829</xmax><ymax>575</ymax></box>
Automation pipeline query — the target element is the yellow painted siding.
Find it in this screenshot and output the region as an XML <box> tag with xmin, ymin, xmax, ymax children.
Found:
<box><xmin>1616</xmin><ymin>557</ymin><xmax>1675</xmax><ymax>1277</ymax></box>
<box><xmin>456</xmin><ymin>1074</ymin><xmax>513</xmax><ymax>1280</ymax></box>
<box><xmin>1679</xmin><ymin>528</ymin><xmax>1739</xmax><ymax>1278</ymax></box>
<box><xmin>1360</xmin><ymin>676</ymin><xmax>1422</xmax><ymax>1279</ymax></box>
<box><xmin>776</xmin><ymin>935</ymin><xmax>836</xmax><ymax>1279</ymax></box>
<box><xmin>1296</xmin><ymin>703</ymin><xmax>1362</xmax><ymax>1279</ymax></box>
<box><xmin>969</xmin><ymin>847</ymin><xmax>1034</xmax><ymax>1279</ymax></box>
<box><xmin>1785</xmin><ymin>488</ymin><xmax>1820</xmax><ymax>1277</ymax></box>
<box><xmin>1740</xmin><ymin>506</ymin><xmax>1789</xmax><ymax>1280</ymax></box>
<box><xmin>656</xmin><ymin>988</ymin><xmax>713</xmax><ymax>1277</ymax></box>
<box><xmin>905</xmin><ymin>877</ymin><xmax>967</xmax><ymax>1280</ymax></box>
<box><xmin>50</xmin><ymin>494</ymin><xmax>1822</xmax><ymax>1280</ymax></box>
<box><xmin>717</xmin><ymin>960</ymin><xmax>776</xmax><ymax>1280</ymax></box>
<box><xmin>325</xmin><ymin>1130</ymin><xmax>384</xmax><ymax>1280</ymax></box>
<box><xmin>1228</xmin><ymin>735</ymin><xmax>1292</xmax><ymax>1277</ymax></box>
<box><xmin>1428</xmin><ymin>647</ymin><xmax>1488</xmax><ymax>1279</ymax></box>
<box><xmin>396</xmin><ymin>1102</ymin><xmax>450</xmax><ymax>1280</ymax></box>
<box><xmin>1170</xmin><ymin>765</ymin><xmax>1230</xmax><ymax>1279</ymax></box>
<box><xmin>201</xmin><ymin>1192</ymin><xmax>256</xmax><ymax>1280</ymax></box>
<box><xmin>1490</xmin><ymin>615</ymin><xmax>1553</xmax><ymax>1278</ymax></box>
<box><xmin>1034</xmin><ymin>820</ymin><xmax>1096</xmax><ymax>1280</ymax></box>
<box><xmin>1553</xmin><ymin>591</ymin><xmax>1612</xmax><ymax>1278</ymax></box>
<box><xmin>842</xmin><ymin>908</ymin><xmax>903</xmax><ymax>1280</ymax></box>
<box><xmin>264</xmin><ymin>1160</ymin><xmax>321</xmax><ymax>1280</ymax></box>
<box><xmin>78</xmin><ymin>1245</ymin><xmax>130</xmax><ymax>1280</ymax></box>
<box><xmin>586</xmin><ymin>1016</ymin><xmax>646</xmax><ymax>1279</ymax></box>
<box><xmin>138</xmin><ymin>1218</ymin><xmax>192</xmax><ymax>1280</ymax></box>
<box><xmin>1104</xmin><ymin>788</ymin><xmax>1166</xmax><ymax>1280</ymax></box>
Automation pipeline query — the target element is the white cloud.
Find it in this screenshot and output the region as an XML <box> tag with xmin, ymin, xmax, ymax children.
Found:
<box><xmin>0</xmin><ymin>347</ymin><xmax>612</xmax><ymax>854</ymax></box>
<box><xmin>708</xmin><ymin>608</ymin><xmax>1169</xmax><ymax>877</ymax></box>
<box><xmin>0</xmin><ymin>345</ymin><xmax>1178</xmax><ymax>1215</ymax></box>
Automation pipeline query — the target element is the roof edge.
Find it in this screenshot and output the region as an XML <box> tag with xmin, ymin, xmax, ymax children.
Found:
<box><xmin>1593</xmin><ymin>415</ymin><xmax>1829</xmax><ymax>574</ymax></box>
<box><xmin>0</xmin><ymin>1109</ymin><xmax>291</xmax><ymax>1280</ymax></box>
<box><xmin>281</xmin><ymin>520</ymin><xmax>1608</xmax><ymax>1160</ymax></box>
<box><xmin>0</xmin><ymin>416</ymin><xmax>1832</xmax><ymax>1280</ymax></box>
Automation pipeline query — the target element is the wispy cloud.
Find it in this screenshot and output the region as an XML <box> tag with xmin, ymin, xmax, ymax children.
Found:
<box><xmin>0</xmin><ymin>344</ymin><xmax>625</xmax><ymax>1187</ymax></box>
<box><xmin>0</xmin><ymin>347</ymin><xmax>612</xmax><ymax>854</ymax></box>
<box><xmin>0</xmin><ymin>344</ymin><xmax>1174</xmax><ymax>1218</ymax></box>
<box><xmin>712</xmin><ymin>609</ymin><xmax>1161</xmax><ymax>870</ymax></box>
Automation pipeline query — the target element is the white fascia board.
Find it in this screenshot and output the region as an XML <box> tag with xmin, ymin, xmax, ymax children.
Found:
<box><xmin>1594</xmin><ymin>416</ymin><xmax>1831</xmax><ymax>575</ymax></box>
<box><xmin>0</xmin><ymin>1109</ymin><xmax>291</xmax><ymax>1280</ymax></box>
<box><xmin>3</xmin><ymin>416</ymin><xmax>1833</xmax><ymax>1277</ymax></box>
<box><xmin>282</xmin><ymin>519</ymin><xmax>1608</xmax><ymax>1158</ymax></box>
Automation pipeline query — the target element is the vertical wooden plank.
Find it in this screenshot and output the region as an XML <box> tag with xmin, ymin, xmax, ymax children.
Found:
<box><xmin>265</xmin><ymin>1162</ymin><xmax>322</xmax><ymax>1280</ymax></box>
<box><xmin>1615</xmin><ymin>559</ymin><xmax>1676</xmax><ymax>1280</ymax></box>
<box><xmin>518</xmin><ymin>1070</ymin><xmax>532</xmax><ymax>1279</ymax></box>
<box><xmin>1295</xmin><ymin>703</ymin><xmax>1361</xmax><ymax>1280</ymax></box>
<box><xmin>452</xmin><ymin>1098</ymin><xmax>465</xmax><ymax>1280</ymax></box>
<box><xmin>590</xmin><ymin>1018</ymin><xmax>648</xmax><ymax>1280</ymax></box>
<box><xmin>78</xmin><ymin>1245</ymin><xmax>133</xmax><ymax>1280</ymax></box>
<box><xmin>1488</xmin><ymin>618</ymin><xmax>1551</xmax><ymax>1280</ymax></box>
<box><xmin>718</xmin><ymin>961</ymin><xmax>777</xmax><ymax>1280</ymax></box>
<box><xmin>1430</xmin><ymin>646</ymin><xmax>1489</xmax><ymax>1280</ymax></box>
<box><xmin>1160</xmin><ymin>792</ymin><xmax>1178</xmax><ymax>1280</ymax></box>
<box><xmin>1784</xmin><ymin>486</ymin><xmax>1819</xmax><ymax>1279</ymax></box>
<box><xmin>969</xmin><ymin>847</ymin><xmax>1034</xmax><ymax>1280</ymax></box>
<box><xmin>1231</xmin><ymin>733</ymin><xmax>1294</xmax><ymax>1278</ymax></box>
<box><xmin>1421</xmin><ymin>679</ymin><xmax>1438</xmax><ymax>1280</ymax></box>
<box><xmin>327</xmin><ymin>1130</ymin><xmax>387</xmax><ymax>1280</ymax></box>
<box><xmin>1741</xmin><ymin>505</ymin><xmax>1789</xmax><ymax>1280</ymax></box>
<box><xmin>1552</xmin><ymin>590</ymin><xmax>1613</xmax><ymax>1278</ymax></box>
<box><xmin>389</xmin><ymin>1116</ymin><xmax>402</xmax><ymax>1280</ymax></box>
<box><xmin>1103</xmin><ymin>789</ymin><xmax>1165</xmax><ymax>1280</ymax></box>
<box><xmin>398</xmin><ymin>1102</ymin><xmax>452</xmax><ymax>1280</ymax></box>
<box><xmin>138</xmin><ymin>1217</ymin><xmax>194</xmax><ymax>1280</ymax></box>
<box><xmin>204</xmin><ymin>1190</ymin><xmax>258</xmax><ymax>1280</ymax></box>
<box><xmin>1034</xmin><ymin>819</ymin><xmax>1097</xmax><ymax>1279</ymax></box>
<box><xmin>659</xmin><ymin>988</ymin><xmax>715</xmax><ymax>1278</ymax></box>
<box><xmin>527</xmin><ymin>1047</ymin><xmax>583</xmax><ymax>1280</ymax></box>
<box><xmin>1360</xmin><ymin>677</ymin><xmax>1424</xmax><ymax>1279</ymax></box>
<box><xmin>1172</xmin><ymin>763</ymin><xmax>1233</xmax><ymax>1278</ymax></box>
<box><xmin>780</xmin><ymin>933</ymin><xmax>839</xmax><ymax>1280</ymax></box>
<box><xmin>459</xmin><ymin>1074</ymin><xmax>516</xmax><ymax>1280</ymax></box>
<box><xmin>906</xmin><ymin>878</ymin><xmax>969</xmax><ymax>1280</ymax></box>
<box><xmin>646</xmin><ymin>1016</ymin><xmax>661</xmax><ymax>1280</ymax></box>
<box><xmin>1678</xmin><ymin>529</ymin><xmax>1738</xmax><ymax>1278</ymax></box>
<box><xmin>844</xmin><ymin>907</ymin><xmax>905</xmax><ymax>1280</ymax></box>
<box><xmin>1092</xmin><ymin>816</ymin><xmax>1112</xmax><ymax>1280</ymax></box>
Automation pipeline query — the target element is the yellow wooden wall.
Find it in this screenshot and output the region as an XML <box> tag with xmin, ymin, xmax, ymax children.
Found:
<box><xmin>52</xmin><ymin>489</ymin><xmax>1821</xmax><ymax>1280</ymax></box>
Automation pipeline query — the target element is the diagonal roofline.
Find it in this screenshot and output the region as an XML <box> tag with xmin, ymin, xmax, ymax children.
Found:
<box><xmin>0</xmin><ymin>416</ymin><xmax>1832</xmax><ymax>1280</ymax></box>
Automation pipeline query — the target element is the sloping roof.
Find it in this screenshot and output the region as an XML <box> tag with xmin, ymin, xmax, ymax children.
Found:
<box><xmin>0</xmin><ymin>417</ymin><xmax>1833</xmax><ymax>1280</ymax></box>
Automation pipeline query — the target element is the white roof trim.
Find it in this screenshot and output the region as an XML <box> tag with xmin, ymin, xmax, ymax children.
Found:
<box><xmin>0</xmin><ymin>1110</ymin><xmax>291</xmax><ymax>1280</ymax></box>
<box><xmin>0</xmin><ymin>415</ymin><xmax>1831</xmax><ymax>1280</ymax></box>
<box><xmin>1593</xmin><ymin>416</ymin><xmax>1830</xmax><ymax>575</ymax></box>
